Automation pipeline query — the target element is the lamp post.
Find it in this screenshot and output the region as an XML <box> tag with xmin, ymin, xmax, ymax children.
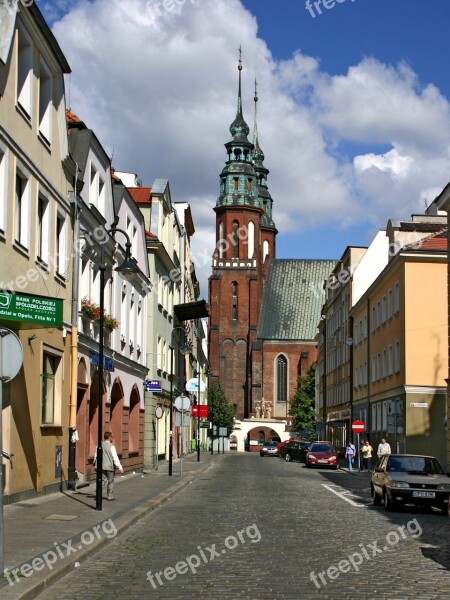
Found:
<box><xmin>95</xmin><ymin>227</ymin><xmax>139</xmax><ymax>511</ymax></box>
<box><xmin>169</xmin><ymin>326</ymin><xmax>190</xmax><ymax>476</ymax></box>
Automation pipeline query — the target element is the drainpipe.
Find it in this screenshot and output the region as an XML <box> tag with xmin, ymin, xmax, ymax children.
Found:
<box><xmin>68</xmin><ymin>168</ymin><xmax>81</xmax><ymax>490</ymax></box>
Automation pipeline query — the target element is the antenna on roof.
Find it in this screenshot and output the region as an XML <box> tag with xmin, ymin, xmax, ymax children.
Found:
<box><xmin>110</xmin><ymin>148</ymin><xmax>115</xmax><ymax>164</ymax></box>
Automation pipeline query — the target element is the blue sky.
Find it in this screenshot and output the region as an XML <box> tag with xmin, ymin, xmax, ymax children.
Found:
<box><xmin>40</xmin><ymin>0</ymin><xmax>450</xmax><ymax>291</ymax></box>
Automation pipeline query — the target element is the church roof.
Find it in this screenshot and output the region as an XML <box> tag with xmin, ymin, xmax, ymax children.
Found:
<box><xmin>257</xmin><ymin>259</ymin><xmax>337</xmax><ymax>341</ymax></box>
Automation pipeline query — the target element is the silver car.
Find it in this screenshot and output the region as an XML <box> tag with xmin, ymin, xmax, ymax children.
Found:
<box><xmin>371</xmin><ymin>453</ymin><xmax>450</xmax><ymax>514</ymax></box>
<box><xmin>260</xmin><ymin>441</ymin><xmax>279</xmax><ymax>457</ymax></box>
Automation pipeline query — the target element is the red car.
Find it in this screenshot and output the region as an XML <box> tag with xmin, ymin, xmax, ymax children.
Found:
<box><xmin>306</xmin><ymin>442</ymin><xmax>339</xmax><ymax>470</ymax></box>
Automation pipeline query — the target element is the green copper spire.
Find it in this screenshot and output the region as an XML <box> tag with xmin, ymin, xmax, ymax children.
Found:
<box><xmin>252</xmin><ymin>79</ymin><xmax>265</xmax><ymax>164</ymax></box>
<box><xmin>251</xmin><ymin>82</ymin><xmax>276</xmax><ymax>230</ymax></box>
<box><xmin>229</xmin><ymin>46</ymin><xmax>250</xmax><ymax>142</ymax></box>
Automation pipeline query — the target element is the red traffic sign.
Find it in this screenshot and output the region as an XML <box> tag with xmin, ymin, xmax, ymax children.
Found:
<box><xmin>192</xmin><ymin>405</ymin><xmax>208</xmax><ymax>418</ymax></box>
<box><xmin>352</xmin><ymin>420</ymin><xmax>365</xmax><ymax>433</ymax></box>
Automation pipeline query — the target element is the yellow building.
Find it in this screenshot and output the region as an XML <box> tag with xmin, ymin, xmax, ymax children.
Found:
<box><xmin>352</xmin><ymin>230</ymin><xmax>447</xmax><ymax>466</ymax></box>
<box><xmin>0</xmin><ymin>5</ymin><xmax>74</xmax><ymax>502</ymax></box>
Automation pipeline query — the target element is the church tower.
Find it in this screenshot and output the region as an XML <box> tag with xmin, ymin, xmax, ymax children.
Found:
<box><xmin>208</xmin><ymin>53</ymin><xmax>277</xmax><ymax>419</ymax></box>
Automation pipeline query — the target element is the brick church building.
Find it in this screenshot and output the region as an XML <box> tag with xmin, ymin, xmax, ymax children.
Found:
<box><xmin>208</xmin><ymin>57</ymin><xmax>335</xmax><ymax>448</ymax></box>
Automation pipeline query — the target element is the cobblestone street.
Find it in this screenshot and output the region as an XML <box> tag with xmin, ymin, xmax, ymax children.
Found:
<box><xmin>35</xmin><ymin>454</ymin><xmax>450</xmax><ymax>599</ymax></box>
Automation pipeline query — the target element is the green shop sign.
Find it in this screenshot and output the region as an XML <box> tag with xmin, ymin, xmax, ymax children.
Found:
<box><xmin>0</xmin><ymin>291</ymin><xmax>63</xmax><ymax>327</ymax></box>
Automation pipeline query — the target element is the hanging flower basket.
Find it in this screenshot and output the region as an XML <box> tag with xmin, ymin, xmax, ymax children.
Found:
<box><xmin>80</xmin><ymin>297</ymin><xmax>99</xmax><ymax>319</ymax></box>
<box><xmin>103</xmin><ymin>314</ymin><xmax>119</xmax><ymax>332</ymax></box>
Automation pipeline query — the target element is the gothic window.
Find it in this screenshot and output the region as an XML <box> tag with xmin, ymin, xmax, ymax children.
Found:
<box><xmin>233</xmin><ymin>178</ymin><xmax>239</xmax><ymax>191</ymax></box>
<box><xmin>232</xmin><ymin>221</ymin><xmax>239</xmax><ymax>258</ymax></box>
<box><xmin>219</xmin><ymin>222</ymin><xmax>224</xmax><ymax>259</ymax></box>
<box><xmin>231</xmin><ymin>281</ymin><xmax>238</xmax><ymax>297</ymax></box>
<box><xmin>263</xmin><ymin>240</ymin><xmax>269</xmax><ymax>261</ymax></box>
<box><xmin>247</xmin><ymin>178</ymin><xmax>252</xmax><ymax>191</ymax></box>
<box><xmin>247</xmin><ymin>221</ymin><xmax>254</xmax><ymax>259</ymax></box>
<box><xmin>232</xmin><ymin>304</ymin><xmax>238</xmax><ymax>320</ymax></box>
<box><xmin>276</xmin><ymin>355</ymin><xmax>288</xmax><ymax>403</ymax></box>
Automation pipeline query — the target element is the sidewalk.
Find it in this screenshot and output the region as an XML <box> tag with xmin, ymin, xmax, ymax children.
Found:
<box><xmin>1</xmin><ymin>451</ymin><xmax>219</xmax><ymax>600</ymax></box>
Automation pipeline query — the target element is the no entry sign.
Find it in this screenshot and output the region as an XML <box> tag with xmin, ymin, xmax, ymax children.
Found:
<box><xmin>352</xmin><ymin>420</ymin><xmax>365</xmax><ymax>433</ymax></box>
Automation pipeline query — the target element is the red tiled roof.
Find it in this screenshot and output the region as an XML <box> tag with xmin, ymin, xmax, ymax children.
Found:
<box><xmin>408</xmin><ymin>229</ymin><xmax>447</xmax><ymax>252</ymax></box>
<box><xmin>128</xmin><ymin>187</ymin><xmax>152</xmax><ymax>204</ymax></box>
<box><xmin>416</xmin><ymin>237</ymin><xmax>447</xmax><ymax>251</ymax></box>
<box><xmin>146</xmin><ymin>230</ymin><xmax>157</xmax><ymax>239</ymax></box>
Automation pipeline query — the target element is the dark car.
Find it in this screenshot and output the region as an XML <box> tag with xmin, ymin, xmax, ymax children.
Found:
<box><xmin>276</xmin><ymin>438</ymin><xmax>301</xmax><ymax>455</ymax></box>
<box><xmin>305</xmin><ymin>442</ymin><xmax>339</xmax><ymax>469</ymax></box>
<box><xmin>279</xmin><ymin>441</ymin><xmax>311</xmax><ymax>463</ymax></box>
<box><xmin>260</xmin><ymin>441</ymin><xmax>279</xmax><ymax>457</ymax></box>
<box><xmin>371</xmin><ymin>454</ymin><xmax>450</xmax><ymax>514</ymax></box>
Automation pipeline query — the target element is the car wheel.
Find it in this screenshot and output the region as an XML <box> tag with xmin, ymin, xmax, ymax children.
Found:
<box><xmin>439</xmin><ymin>504</ymin><xmax>449</xmax><ymax>516</ymax></box>
<box><xmin>383</xmin><ymin>489</ymin><xmax>395</xmax><ymax>511</ymax></box>
<box><xmin>372</xmin><ymin>485</ymin><xmax>381</xmax><ymax>505</ymax></box>
<box><xmin>285</xmin><ymin>453</ymin><xmax>292</xmax><ymax>462</ymax></box>
<box><xmin>260</xmin><ymin>453</ymin><xmax>264</xmax><ymax>457</ymax></box>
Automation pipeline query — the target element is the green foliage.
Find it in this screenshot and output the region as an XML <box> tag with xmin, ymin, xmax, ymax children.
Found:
<box><xmin>289</xmin><ymin>365</ymin><xmax>316</xmax><ymax>441</ymax></box>
<box><xmin>207</xmin><ymin>384</ymin><xmax>235</xmax><ymax>436</ymax></box>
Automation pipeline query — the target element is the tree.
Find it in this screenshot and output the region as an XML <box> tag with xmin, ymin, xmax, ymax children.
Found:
<box><xmin>289</xmin><ymin>365</ymin><xmax>316</xmax><ymax>441</ymax></box>
<box><xmin>207</xmin><ymin>384</ymin><xmax>235</xmax><ymax>436</ymax></box>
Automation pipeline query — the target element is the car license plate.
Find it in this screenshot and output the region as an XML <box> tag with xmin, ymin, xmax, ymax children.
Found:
<box><xmin>412</xmin><ymin>491</ymin><xmax>435</xmax><ymax>498</ymax></box>
<box><xmin>318</xmin><ymin>459</ymin><xmax>328</xmax><ymax>464</ymax></box>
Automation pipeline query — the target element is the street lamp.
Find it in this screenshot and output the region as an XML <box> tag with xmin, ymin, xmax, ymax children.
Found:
<box><xmin>169</xmin><ymin>326</ymin><xmax>191</xmax><ymax>476</ymax></box>
<box><xmin>95</xmin><ymin>227</ymin><xmax>139</xmax><ymax>511</ymax></box>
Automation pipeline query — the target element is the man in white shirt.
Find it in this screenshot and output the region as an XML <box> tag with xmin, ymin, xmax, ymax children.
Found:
<box><xmin>377</xmin><ymin>437</ymin><xmax>391</xmax><ymax>458</ymax></box>
<box><xmin>95</xmin><ymin>432</ymin><xmax>124</xmax><ymax>501</ymax></box>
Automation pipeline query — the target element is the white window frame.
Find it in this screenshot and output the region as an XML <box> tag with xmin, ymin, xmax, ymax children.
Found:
<box><xmin>56</xmin><ymin>211</ymin><xmax>67</xmax><ymax>277</ymax></box>
<box><xmin>394</xmin><ymin>282</ymin><xmax>400</xmax><ymax>314</ymax></box>
<box><xmin>0</xmin><ymin>143</ymin><xmax>8</xmax><ymax>234</ymax></box>
<box><xmin>394</xmin><ymin>340</ymin><xmax>400</xmax><ymax>373</ymax></box>
<box><xmin>388</xmin><ymin>345</ymin><xmax>393</xmax><ymax>376</ymax></box>
<box><xmin>381</xmin><ymin>296</ymin><xmax>386</xmax><ymax>324</ymax></box>
<box><xmin>15</xmin><ymin>163</ymin><xmax>31</xmax><ymax>250</ymax></box>
<box><xmin>17</xmin><ymin>22</ymin><xmax>33</xmax><ymax>119</ymax></box>
<box><xmin>387</xmin><ymin>289</ymin><xmax>393</xmax><ymax>319</ymax></box>
<box><xmin>37</xmin><ymin>190</ymin><xmax>50</xmax><ymax>265</ymax></box>
<box><xmin>38</xmin><ymin>56</ymin><xmax>52</xmax><ymax>143</ymax></box>
<box><xmin>371</xmin><ymin>356</ymin><xmax>376</xmax><ymax>383</ymax></box>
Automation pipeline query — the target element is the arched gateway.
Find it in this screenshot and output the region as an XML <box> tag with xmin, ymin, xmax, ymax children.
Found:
<box><xmin>232</xmin><ymin>419</ymin><xmax>290</xmax><ymax>452</ymax></box>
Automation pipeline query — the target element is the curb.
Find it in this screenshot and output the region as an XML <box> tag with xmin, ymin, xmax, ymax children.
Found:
<box><xmin>2</xmin><ymin>457</ymin><xmax>218</xmax><ymax>600</ymax></box>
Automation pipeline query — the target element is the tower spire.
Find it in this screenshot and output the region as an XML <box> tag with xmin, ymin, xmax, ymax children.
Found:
<box><xmin>229</xmin><ymin>46</ymin><xmax>249</xmax><ymax>141</ymax></box>
<box><xmin>252</xmin><ymin>78</ymin><xmax>263</xmax><ymax>162</ymax></box>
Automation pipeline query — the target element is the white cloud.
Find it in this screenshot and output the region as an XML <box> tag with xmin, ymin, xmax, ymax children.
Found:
<box><xmin>51</xmin><ymin>0</ymin><xmax>450</xmax><ymax>294</ymax></box>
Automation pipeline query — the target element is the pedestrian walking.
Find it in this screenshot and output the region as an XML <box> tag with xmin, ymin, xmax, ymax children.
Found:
<box><xmin>377</xmin><ymin>437</ymin><xmax>391</xmax><ymax>459</ymax></box>
<box><xmin>345</xmin><ymin>440</ymin><xmax>356</xmax><ymax>471</ymax></box>
<box><xmin>361</xmin><ymin>440</ymin><xmax>373</xmax><ymax>471</ymax></box>
<box><xmin>94</xmin><ymin>432</ymin><xmax>124</xmax><ymax>501</ymax></box>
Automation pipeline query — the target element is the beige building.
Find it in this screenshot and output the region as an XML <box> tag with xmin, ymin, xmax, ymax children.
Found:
<box><xmin>0</xmin><ymin>5</ymin><xmax>74</xmax><ymax>501</ymax></box>
<box><xmin>352</xmin><ymin>230</ymin><xmax>447</xmax><ymax>465</ymax></box>
<box><xmin>322</xmin><ymin>247</ymin><xmax>366</xmax><ymax>450</ymax></box>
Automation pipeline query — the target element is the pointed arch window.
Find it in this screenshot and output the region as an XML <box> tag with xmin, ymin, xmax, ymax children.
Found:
<box><xmin>276</xmin><ymin>355</ymin><xmax>288</xmax><ymax>403</ymax></box>
<box><xmin>219</xmin><ymin>222</ymin><xmax>224</xmax><ymax>259</ymax></box>
<box><xmin>232</xmin><ymin>221</ymin><xmax>239</xmax><ymax>258</ymax></box>
<box><xmin>247</xmin><ymin>222</ymin><xmax>255</xmax><ymax>259</ymax></box>
<box><xmin>233</xmin><ymin>178</ymin><xmax>239</xmax><ymax>191</ymax></box>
